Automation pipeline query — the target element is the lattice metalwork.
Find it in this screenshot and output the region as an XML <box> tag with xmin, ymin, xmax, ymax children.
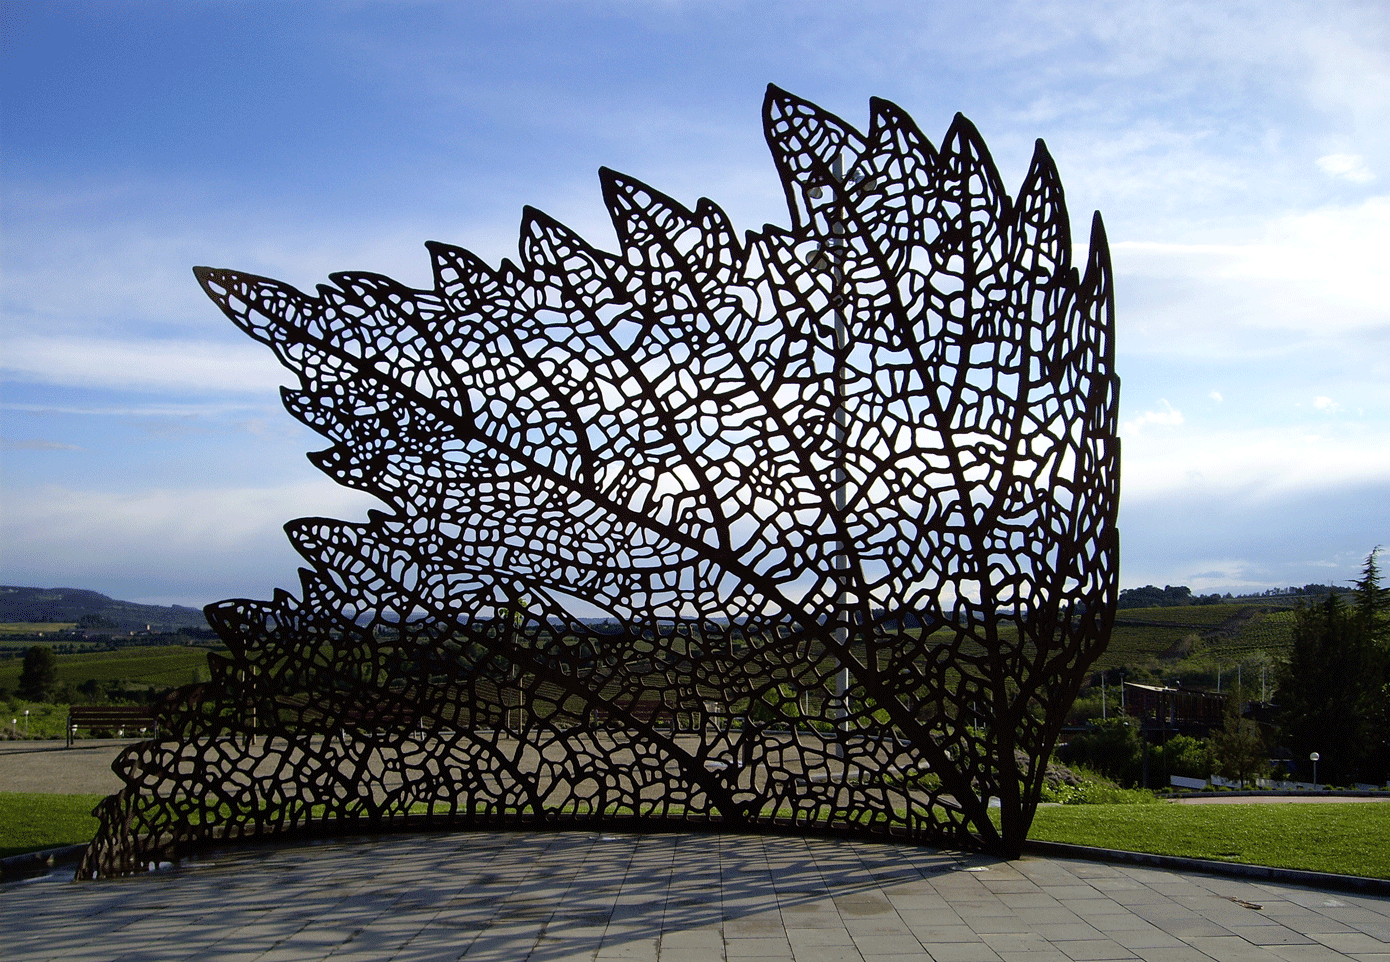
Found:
<box><xmin>81</xmin><ymin>87</ymin><xmax>1118</xmax><ymax>879</ymax></box>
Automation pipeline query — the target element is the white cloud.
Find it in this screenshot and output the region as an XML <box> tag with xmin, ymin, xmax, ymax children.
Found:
<box><xmin>1</xmin><ymin>481</ymin><xmax>376</xmax><ymax>549</ymax></box>
<box><xmin>1123</xmin><ymin>398</ymin><xmax>1183</xmax><ymax>434</ymax></box>
<box><xmin>1317</xmin><ymin>153</ymin><xmax>1376</xmax><ymax>183</ymax></box>
<box><xmin>1313</xmin><ymin>396</ymin><xmax>1342</xmax><ymax>413</ymax></box>
<box><xmin>0</xmin><ymin>480</ymin><xmax>382</xmax><ymax>606</ymax></box>
<box><xmin>0</xmin><ymin>400</ymin><xmax>276</xmax><ymax>419</ymax></box>
<box><xmin>0</xmin><ymin>335</ymin><xmax>291</xmax><ymax>394</ymax></box>
<box><xmin>1208</xmin><ymin>390</ymin><xmax>1223</xmax><ymax>403</ymax></box>
<box><xmin>1112</xmin><ymin>195</ymin><xmax>1390</xmax><ymax>357</ymax></box>
<box><xmin>1122</xmin><ymin>423</ymin><xmax>1390</xmax><ymax>503</ymax></box>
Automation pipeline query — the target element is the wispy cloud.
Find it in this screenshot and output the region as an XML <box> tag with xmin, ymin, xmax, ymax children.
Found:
<box><xmin>0</xmin><ymin>438</ymin><xmax>80</xmax><ymax>451</ymax></box>
<box><xmin>0</xmin><ymin>481</ymin><xmax>382</xmax><ymax>606</ymax></box>
<box><xmin>0</xmin><ymin>400</ymin><xmax>278</xmax><ymax>418</ymax></box>
<box><xmin>1317</xmin><ymin>153</ymin><xmax>1376</xmax><ymax>182</ymax></box>
<box><xmin>1123</xmin><ymin>399</ymin><xmax>1184</xmax><ymax>434</ymax></box>
<box><xmin>1112</xmin><ymin>196</ymin><xmax>1390</xmax><ymax>365</ymax></box>
<box><xmin>1123</xmin><ymin>422</ymin><xmax>1390</xmax><ymax>503</ymax></box>
<box><xmin>2</xmin><ymin>0</ymin><xmax>1386</xmax><ymax>602</ymax></box>
<box><xmin>0</xmin><ymin>336</ymin><xmax>291</xmax><ymax>394</ymax></box>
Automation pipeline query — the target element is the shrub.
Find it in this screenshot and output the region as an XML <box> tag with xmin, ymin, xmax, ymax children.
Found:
<box><xmin>1057</xmin><ymin>717</ymin><xmax>1144</xmax><ymax>786</ymax></box>
<box><xmin>1038</xmin><ymin>769</ymin><xmax>1159</xmax><ymax>805</ymax></box>
<box><xmin>1159</xmin><ymin>734</ymin><xmax>1211</xmax><ymax>780</ymax></box>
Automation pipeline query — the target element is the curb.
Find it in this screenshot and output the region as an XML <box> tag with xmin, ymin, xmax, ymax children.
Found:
<box><xmin>1023</xmin><ymin>839</ymin><xmax>1390</xmax><ymax>896</ymax></box>
<box><xmin>1</xmin><ymin>844</ymin><xmax>87</xmax><ymax>883</ymax></box>
<box><xmin>1160</xmin><ymin>790</ymin><xmax>1389</xmax><ymax>800</ymax></box>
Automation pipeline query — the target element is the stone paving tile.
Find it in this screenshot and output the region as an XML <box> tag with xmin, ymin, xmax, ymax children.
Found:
<box><xmin>1031</xmin><ymin>922</ymin><xmax>1111</xmax><ymax>942</ymax></box>
<box><xmin>724</xmin><ymin>935</ymin><xmax>794</xmax><ymax>958</ymax></box>
<box><xmin>724</xmin><ymin>915</ymin><xmax>786</xmax><ymax>936</ymax></box>
<box><xmin>1178</xmin><ymin>936</ymin><xmax>1289</xmax><ymax>962</ymax></box>
<box><xmin>1050</xmin><ymin>938</ymin><xmax>1137</xmax><ymax>960</ymax></box>
<box><xmin>1107</xmin><ymin>927</ymin><xmax>1190</xmax><ymax>950</ymax></box>
<box><xmin>1263</xmin><ymin>946</ymin><xmax>1358</xmax><ymax>962</ymax></box>
<box><xmin>1311</xmin><ymin>934</ymin><xmax>1390</xmax><ymax>954</ymax></box>
<box><xmin>966</xmin><ymin>916</ymin><xmax>1039</xmax><ymax>935</ymax></box>
<box><xmin>789</xmin><ymin>947</ymin><xmax>868</xmax><ymax>962</ymax></box>
<box><xmin>1126</xmin><ymin>948</ymin><xmax>1218</xmax><ymax>962</ymax></box>
<box><xmin>786</xmin><ymin>926</ymin><xmax>859</xmax><ymax>946</ymax></box>
<box><xmin>595</xmin><ymin>935</ymin><xmax>661</xmax><ymax>960</ymax></box>
<box><xmin>851</xmin><ymin>934</ymin><xmax>925</xmax><ymax>954</ymax></box>
<box><xmin>926</xmin><ymin>942</ymin><xmax>1006</xmax><ymax>962</ymax></box>
<box><xmin>654</xmin><ymin>947</ymin><xmax>720</xmax><ymax>962</ymax></box>
<box><xmin>1091</xmin><ymin>915</ymin><xmax>1175</xmax><ymax>935</ymax></box>
<box><xmin>846</xmin><ymin>920</ymin><xmax>918</xmax><ymax>938</ymax></box>
<box><xmin>4</xmin><ymin>833</ymin><xmax>1388</xmax><ymax>962</ymax></box>
<box><xmin>1068</xmin><ymin>898</ymin><xmax>1151</xmax><ymax>918</ymax></box>
<box><xmin>906</xmin><ymin>923</ymin><xmax>982</xmax><ymax>942</ymax></box>
<box><xmin>1010</xmin><ymin>907</ymin><xmax>1088</xmax><ymax>925</ymax></box>
<box><xmin>1002</xmin><ymin>893</ymin><xmax>1067</xmax><ymax>910</ymax></box>
<box><xmin>1224</xmin><ymin>926</ymin><xmax>1320</xmax><ymax>947</ymax></box>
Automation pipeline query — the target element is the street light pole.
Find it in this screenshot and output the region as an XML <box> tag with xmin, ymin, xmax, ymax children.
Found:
<box><xmin>831</xmin><ymin>153</ymin><xmax>850</xmax><ymax>747</ymax></box>
<box><xmin>1310</xmin><ymin>751</ymin><xmax>1320</xmax><ymax>789</ymax></box>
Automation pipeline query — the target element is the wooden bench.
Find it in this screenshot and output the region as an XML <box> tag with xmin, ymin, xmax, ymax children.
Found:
<box><xmin>66</xmin><ymin>706</ymin><xmax>159</xmax><ymax>747</ymax></box>
<box><xmin>590</xmin><ymin>696</ymin><xmax>707</xmax><ymax>731</ymax></box>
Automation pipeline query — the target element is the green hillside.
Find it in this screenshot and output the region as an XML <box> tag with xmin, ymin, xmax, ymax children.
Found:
<box><xmin>0</xmin><ymin>645</ymin><xmax>222</xmax><ymax>696</ymax></box>
<box><xmin>1099</xmin><ymin>603</ymin><xmax>1297</xmax><ymax>669</ymax></box>
<box><xmin>0</xmin><ymin>586</ymin><xmax>208</xmax><ymax>632</ymax></box>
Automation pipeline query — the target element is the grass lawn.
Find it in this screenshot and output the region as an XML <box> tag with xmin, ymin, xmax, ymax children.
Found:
<box><xmin>1028</xmin><ymin>802</ymin><xmax>1390</xmax><ymax>879</ymax></box>
<box><xmin>0</xmin><ymin>793</ymin><xmax>104</xmax><ymax>859</ymax></box>
<box><xmin>4</xmin><ymin>791</ymin><xmax>1387</xmax><ymax>881</ymax></box>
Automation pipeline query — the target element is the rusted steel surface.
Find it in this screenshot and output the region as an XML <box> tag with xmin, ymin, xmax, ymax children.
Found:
<box><xmin>81</xmin><ymin>88</ymin><xmax>1119</xmax><ymax>879</ymax></box>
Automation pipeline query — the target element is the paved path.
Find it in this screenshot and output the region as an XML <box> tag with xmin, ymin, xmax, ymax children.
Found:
<box><xmin>0</xmin><ymin>739</ymin><xmax>130</xmax><ymax>794</ymax></box>
<box><xmin>4</xmin><ymin>741</ymin><xmax>1388</xmax><ymax>960</ymax></box>
<box><xmin>4</xmin><ymin>830</ymin><xmax>1387</xmax><ymax>962</ymax></box>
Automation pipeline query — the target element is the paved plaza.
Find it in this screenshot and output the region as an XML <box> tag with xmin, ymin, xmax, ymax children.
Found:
<box><xmin>4</xmin><ymin>829</ymin><xmax>1388</xmax><ymax>962</ymax></box>
<box><xmin>4</xmin><ymin>741</ymin><xmax>1388</xmax><ymax>961</ymax></box>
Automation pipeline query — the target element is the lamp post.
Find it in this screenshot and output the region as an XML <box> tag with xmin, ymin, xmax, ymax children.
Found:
<box><xmin>23</xmin><ymin>710</ymin><xmax>29</xmax><ymax>736</ymax></box>
<box><xmin>811</xmin><ymin>157</ymin><xmax>879</xmax><ymax>762</ymax></box>
<box><xmin>1310</xmin><ymin>751</ymin><xmax>1320</xmax><ymax>790</ymax></box>
<box><xmin>810</xmin><ymin>154</ymin><xmax>852</xmax><ymax>758</ymax></box>
<box><xmin>831</xmin><ymin>153</ymin><xmax>850</xmax><ymax>747</ymax></box>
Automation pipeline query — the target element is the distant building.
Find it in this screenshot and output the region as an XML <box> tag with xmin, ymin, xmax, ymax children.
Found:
<box><xmin>1123</xmin><ymin>682</ymin><xmax>1225</xmax><ymax>734</ymax></box>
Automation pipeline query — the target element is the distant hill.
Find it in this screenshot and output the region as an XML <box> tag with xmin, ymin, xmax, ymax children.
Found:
<box><xmin>1118</xmin><ymin>583</ymin><xmax>1345</xmax><ymax>609</ymax></box>
<box><xmin>0</xmin><ymin>586</ymin><xmax>209</xmax><ymax>632</ymax></box>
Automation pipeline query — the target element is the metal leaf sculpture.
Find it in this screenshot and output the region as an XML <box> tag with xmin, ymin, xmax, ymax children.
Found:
<box><xmin>81</xmin><ymin>86</ymin><xmax>1118</xmax><ymax>879</ymax></box>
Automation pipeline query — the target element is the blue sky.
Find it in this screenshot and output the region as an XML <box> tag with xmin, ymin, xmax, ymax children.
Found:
<box><xmin>2</xmin><ymin>0</ymin><xmax>1387</xmax><ymax>608</ymax></box>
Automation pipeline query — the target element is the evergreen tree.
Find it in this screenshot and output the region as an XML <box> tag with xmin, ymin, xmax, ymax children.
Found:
<box><xmin>1275</xmin><ymin>549</ymin><xmax>1388</xmax><ymax>785</ymax></box>
<box><xmin>1353</xmin><ymin>547</ymin><xmax>1389</xmax><ymax>782</ymax></box>
<box><xmin>1352</xmin><ymin>546</ymin><xmax>1389</xmax><ymax>647</ymax></box>
<box><xmin>18</xmin><ymin>645</ymin><xmax>59</xmax><ymax>702</ymax></box>
<box><xmin>1206</xmin><ymin>689</ymin><xmax>1267</xmax><ymax>787</ymax></box>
